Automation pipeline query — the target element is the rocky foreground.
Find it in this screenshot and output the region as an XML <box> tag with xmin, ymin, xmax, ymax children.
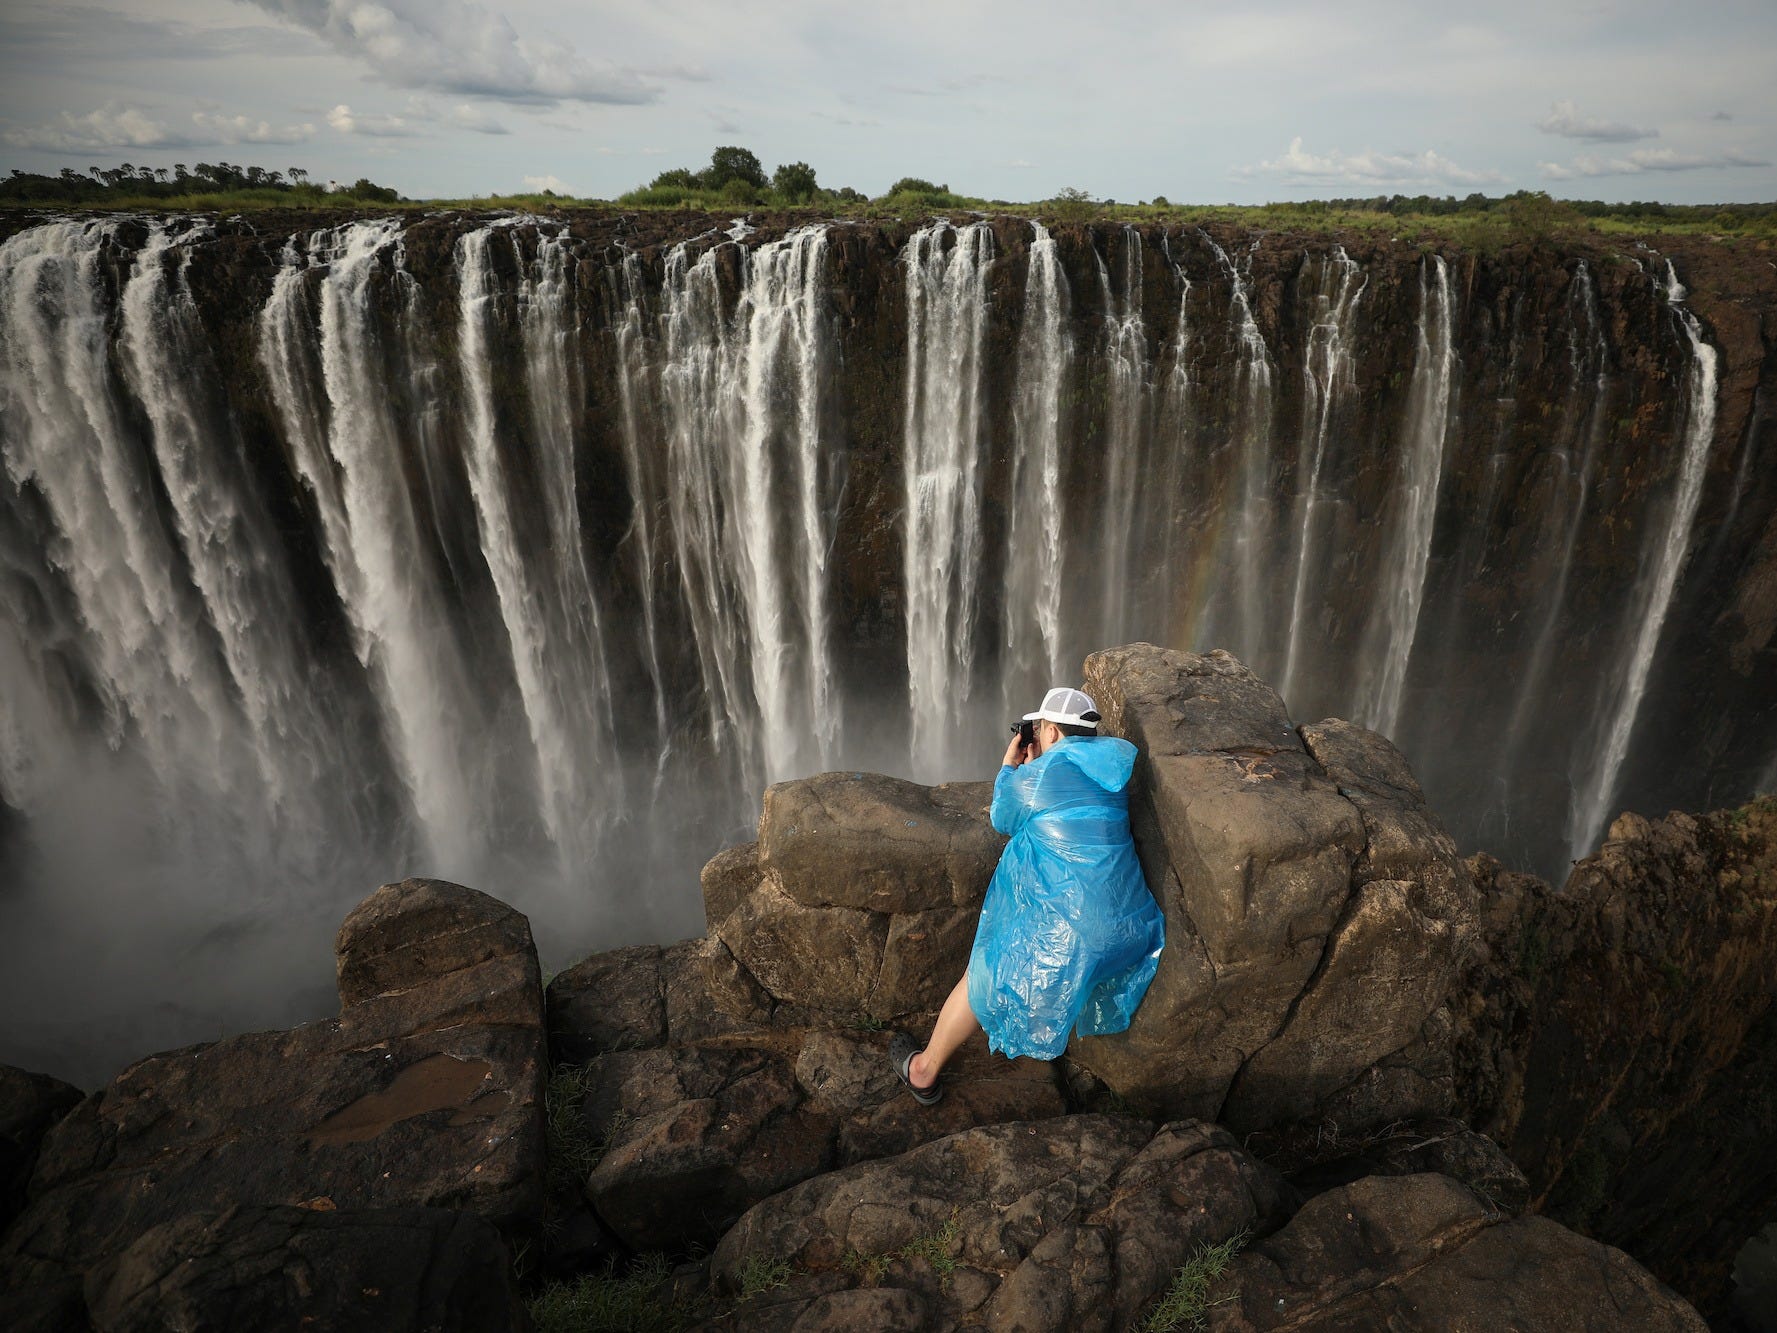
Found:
<box><xmin>2</xmin><ymin>644</ymin><xmax>1772</xmax><ymax>1330</ymax></box>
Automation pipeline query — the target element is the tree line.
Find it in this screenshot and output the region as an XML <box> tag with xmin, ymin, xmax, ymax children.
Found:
<box><xmin>1</xmin><ymin>162</ymin><xmax>401</xmax><ymax>204</ymax></box>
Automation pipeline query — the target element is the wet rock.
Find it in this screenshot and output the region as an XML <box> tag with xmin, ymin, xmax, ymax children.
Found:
<box><xmin>711</xmin><ymin>1115</ymin><xmax>1287</xmax><ymax>1332</ymax></box>
<box><xmin>581</xmin><ymin>1046</ymin><xmax>835</xmax><ymax>1250</ymax></box>
<box><xmin>83</xmin><ymin>1204</ymin><xmax>521</xmax><ymax>1333</ymax></box>
<box><xmin>547</xmin><ymin>943</ymin><xmax>666</xmax><ymax>1063</ymax></box>
<box><xmin>1449</xmin><ymin>798</ymin><xmax>1777</xmax><ymax>1317</ymax></box>
<box><xmin>0</xmin><ymin>1065</ymin><xmax>83</xmax><ymax>1230</ymax></box>
<box><xmin>0</xmin><ymin>878</ymin><xmax>546</xmax><ymax>1310</ymax></box>
<box><xmin>716</xmin><ymin>874</ymin><xmax>890</xmax><ymax>1015</ymax></box>
<box><xmin>663</xmin><ymin>936</ymin><xmax>775</xmax><ymax>1043</ymax></box>
<box><xmin>789</xmin><ymin>1028</ymin><xmax>1066</xmax><ymax>1165</ymax></box>
<box><xmin>759</xmin><ymin>773</ymin><xmax>1002</xmax><ymax>913</ymax></box>
<box><xmin>1204</xmin><ymin>1173</ymin><xmax>1705</xmax><ymax>1330</ymax></box>
<box><xmin>1076</xmin><ymin>645</ymin><xmax>1473</xmax><ymax>1132</ymax></box>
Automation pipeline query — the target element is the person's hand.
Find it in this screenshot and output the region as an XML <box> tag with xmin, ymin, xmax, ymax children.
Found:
<box><xmin>1003</xmin><ymin>733</ymin><xmax>1028</xmax><ymax>768</ymax></box>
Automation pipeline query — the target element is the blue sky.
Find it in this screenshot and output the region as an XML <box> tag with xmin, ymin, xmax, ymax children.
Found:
<box><xmin>3</xmin><ymin>0</ymin><xmax>1773</xmax><ymax>203</ymax></box>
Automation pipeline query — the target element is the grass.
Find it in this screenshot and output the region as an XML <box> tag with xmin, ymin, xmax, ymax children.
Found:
<box><xmin>544</xmin><ymin>1063</ymin><xmax>623</xmax><ymax>1194</ymax></box>
<box><xmin>527</xmin><ymin>1254</ymin><xmax>687</xmax><ymax>1333</ymax></box>
<box><xmin>9</xmin><ymin>187</ymin><xmax>1775</xmax><ymax>247</ymax></box>
<box><xmin>842</xmin><ymin>1209</ymin><xmax>961</xmax><ymax>1286</ymax></box>
<box><xmin>1137</xmin><ymin>1231</ymin><xmax>1249</xmax><ymax>1332</ymax></box>
<box><xmin>736</xmin><ymin>1254</ymin><xmax>793</xmax><ymax>1300</ymax></box>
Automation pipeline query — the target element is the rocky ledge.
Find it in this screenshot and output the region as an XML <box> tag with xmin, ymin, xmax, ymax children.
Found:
<box><xmin>4</xmin><ymin>643</ymin><xmax>1769</xmax><ymax>1330</ymax></box>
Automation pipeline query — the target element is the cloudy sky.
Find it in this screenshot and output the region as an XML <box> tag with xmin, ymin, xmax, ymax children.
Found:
<box><xmin>3</xmin><ymin>0</ymin><xmax>1773</xmax><ymax>204</ymax></box>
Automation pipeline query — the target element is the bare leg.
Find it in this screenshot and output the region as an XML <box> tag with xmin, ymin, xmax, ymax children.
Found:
<box><xmin>910</xmin><ymin>974</ymin><xmax>979</xmax><ymax>1089</ymax></box>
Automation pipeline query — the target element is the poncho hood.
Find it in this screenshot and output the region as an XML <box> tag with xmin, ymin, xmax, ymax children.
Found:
<box><xmin>1051</xmin><ymin>735</ymin><xmax>1137</xmax><ymax>792</ymax></box>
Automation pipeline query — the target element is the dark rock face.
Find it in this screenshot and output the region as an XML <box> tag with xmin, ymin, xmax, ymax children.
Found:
<box><xmin>1204</xmin><ymin>1173</ymin><xmax>1705</xmax><ymax>1331</ymax></box>
<box><xmin>1074</xmin><ymin>645</ymin><xmax>1475</xmax><ymax>1130</ymax></box>
<box><xmin>0</xmin><ymin>1066</ymin><xmax>83</xmax><ymax>1231</ymax></box>
<box><xmin>709</xmin><ymin>1115</ymin><xmax>1292</xmax><ymax>1333</ymax></box>
<box><xmin>0</xmin><ymin>878</ymin><xmax>545</xmax><ymax>1325</ymax></box>
<box><xmin>710</xmin><ymin>773</ymin><xmax>1001</xmax><ymax>1021</ymax></box>
<box><xmin>1450</xmin><ymin>799</ymin><xmax>1777</xmax><ymax>1320</ymax></box>
<box><xmin>84</xmin><ymin>1204</ymin><xmax>522</xmax><ymax>1333</ymax></box>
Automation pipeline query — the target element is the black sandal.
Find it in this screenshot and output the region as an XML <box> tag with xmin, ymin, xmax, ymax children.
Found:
<box><xmin>889</xmin><ymin>1031</ymin><xmax>943</xmax><ymax>1106</ymax></box>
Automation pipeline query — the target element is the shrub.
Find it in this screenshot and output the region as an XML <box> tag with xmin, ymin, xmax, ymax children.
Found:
<box><xmin>773</xmin><ymin>161</ymin><xmax>818</xmax><ymax>203</ymax></box>
<box><xmin>1137</xmin><ymin>1231</ymin><xmax>1247</xmax><ymax>1332</ymax></box>
<box><xmin>705</xmin><ymin>145</ymin><xmax>768</xmax><ymax>191</ymax></box>
<box><xmin>528</xmin><ymin>1254</ymin><xmax>686</xmax><ymax>1333</ymax></box>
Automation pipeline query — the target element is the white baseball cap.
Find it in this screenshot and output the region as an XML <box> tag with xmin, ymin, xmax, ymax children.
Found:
<box><xmin>1023</xmin><ymin>687</ymin><xmax>1101</xmax><ymax>730</ymax></box>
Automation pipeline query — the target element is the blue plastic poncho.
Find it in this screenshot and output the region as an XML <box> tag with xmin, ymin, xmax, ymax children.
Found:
<box><xmin>966</xmin><ymin>736</ymin><xmax>1166</xmax><ymax>1061</ymax></box>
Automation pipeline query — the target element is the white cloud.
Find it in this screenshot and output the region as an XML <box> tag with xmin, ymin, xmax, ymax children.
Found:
<box><xmin>1536</xmin><ymin>100</ymin><xmax>1656</xmax><ymax>143</ymax></box>
<box><xmin>522</xmin><ymin>173</ymin><xmax>570</xmax><ymax>193</ymax></box>
<box><xmin>189</xmin><ymin>111</ymin><xmax>314</xmax><ymax>145</ymax></box>
<box><xmin>328</xmin><ymin>104</ymin><xmax>421</xmax><ymax>137</ymax></box>
<box><xmin>245</xmin><ymin>0</ymin><xmax>658</xmax><ymax>105</ymax></box>
<box><xmin>1540</xmin><ymin>146</ymin><xmax>1771</xmax><ymax>179</ymax></box>
<box><xmin>3</xmin><ymin>104</ymin><xmax>180</xmax><ymax>151</ymax></box>
<box><xmin>1234</xmin><ymin>137</ymin><xmax>1503</xmax><ymax>188</ymax></box>
<box><xmin>327</xmin><ymin>97</ymin><xmax>506</xmax><ymax>138</ymax></box>
<box><xmin>3</xmin><ymin>102</ymin><xmax>313</xmax><ymax>151</ymax></box>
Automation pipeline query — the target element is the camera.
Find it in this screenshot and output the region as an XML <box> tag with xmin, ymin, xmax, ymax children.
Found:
<box><xmin>1009</xmin><ymin>719</ymin><xmax>1035</xmax><ymax>748</ymax></box>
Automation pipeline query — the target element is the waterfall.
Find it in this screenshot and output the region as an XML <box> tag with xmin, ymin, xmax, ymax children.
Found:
<box><xmin>2</xmin><ymin>212</ymin><xmax>1766</xmax><ymax>1085</ymax></box>
<box><xmin>1200</xmin><ymin>235</ymin><xmax>1277</xmax><ymax>669</ymax></box>
<box><xmin>1093</xmin><ymin>227</ymin><xmax>1153</xmax><ymax>651</ymax></box>
<box><xmin>1279</xmin><ymin>247</ymin><xmax>1364</xmax><ymax>706</ymax></box>
<box><xmin>259</xmin><ymin>219</ymin><xmax>488</xmax><ymax>875</ymax></box>
<box><xmin>902</xmin><ymin>220</ymin><xmax>994</xmax><ymax>781</ymax></box>
<box><xmin>1359</xmin><ymin>254</ymin><xmax>1456</xmax><ymax>738</ymax></box>
<box><xmin>0</xmin><ymin>221</ymin><xmax>260</xmax><ymax>831</ymax></box>
<box><xmin>609</xmin><ymin>251</ymin><xmax>671</xmax><ymax>765</ymax></box>
<box><xmin>656</xmin><ymin>227</ymin><xmax>839</xmax><ymax>787</ymax></box>
<box><xmin>1004</xmin><ymin>222</ymin><xmax>1072</xmax><ymax>705</ymax></box>
<box><xmin>1501</xmin><ymin>261</ymin><xmax>1612</xmax><ymax>770</ymax></box>
<box><xmin>456</xmin><ymin>225</ymin><xmax>617</xmax><ymax>868</ymax></box>
<box><xmin>1568</xmin><ymin>262</ymin><xmax>1719</xmax><ymax>860</ymax></box>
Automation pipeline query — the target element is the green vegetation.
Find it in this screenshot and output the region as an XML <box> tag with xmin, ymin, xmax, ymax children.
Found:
<box><xmin>842</xmin><ymin>1209</ymin><xmax>961</xmax><ymax>1286</ymax></box>
<box><xmin>2</xmin><ymin>161</ymin><xmax>401</xmax><ymax>209</ymax></box>
<box><xmin>527</xmin><ymin>1254</ymin><xmax>688</xmax><ymax>1333</ymax></box>
<box><xmin>544</xmin><ymin>1062</ymin><xmax>619</xmax><ymax>1194</ymax></box>
<box><xmin>735</xmin><ymin>1253</ymin><xmax>793</xmax><ymax>1299</ymax></box>
<box><xmin>1137</xmin><ymin>1231</ymin><xmax>1248</xmax><ymax>1332</ymax></box>
<box><xmin>6</xmin><ymin>151</ymin><xmax>1774</xmax><ymax>249</ymax></box>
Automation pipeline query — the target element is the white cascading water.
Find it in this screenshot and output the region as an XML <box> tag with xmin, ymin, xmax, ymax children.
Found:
<box><xmin>1004</xmin><ymin>222</ymin><xmax>1071</xmax><ymax>707</ymax></box>
<box><xmin>1359</xmin><ymin>254</ymin><xmax>1456</xmax><ymax>739</ymax></box>
<box><xmin>1279</xmin><ymin>247</ymin><xmax>1364</xmax><ymax>707</ymax></box>
<box><xmin>656</xmin><ymin>227</ymin><xmax>840</xmax><ymax>787</ymax></box>
<box><xmin>1093</xmin><ymin>227</ymin><xmax>1153</xmax><ymax>651</ymax></box>
<box><xmin>610</xmin><ymin>250</ymin><xmax>671</xmax><ymax>762</ymax></box>
<box><xmin>260</xmin><ymin>219</ymin><xmax>488</xmax><ymax>875</ymax></box>
<box><xmin>1200</xmin><ymin>234</ymin><xmax>1277</xmax><ymax>669</ymax></box>
<box><xmin>1</xmin><ymin>213</ymin><xmax>1759</xmax><ymax>1085</ymax></box>
<box><xmin>1568</xmin><ymin>261</ymin><xmax>1719</xmax><ymax>860</ymax></box>
<box><xmin>0</xmin><ymin>221</ymin><xmax>248</xmax><ymax>815</ymax></box>
<box><xmin>1501</xmin><ymin>260</ymin><xmax>1613</xmax><ymax>768</ymax></box>
<box><xmin>457</xmin><ymin>225</ymin><xmax>618</xmax><ymax>868</ymax></box>
<box><xmin>903</xmin><ymin>220</ymin><xmax>994</xmax><ymax>781</ymax></box>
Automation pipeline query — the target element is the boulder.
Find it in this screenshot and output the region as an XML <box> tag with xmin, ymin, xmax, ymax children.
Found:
<box><xmin>1203</xmin><ymin>1173</ymin><xmax>1706</xmax><ymax>1330</ymax></box>
<box><xmin>1448</xmin><ymin>798</ymin><xmax>1777</xmax><ymax>1318</ymax></box>
<box><xmin>82</xmin><ymin>1204</ymin><xmax>522</xmax><ymax>1333</ymax></box>
<box><xmin>758</xmin><ymin>773</ymin><xmax>1002</xmax><ymax>913</ymax></box>
<box><xmin>708</xmin><ymin>774</ymin><xmax>999</xmax><ymax>1021</ymax></box>
<box><xmin>0</xmin><ymin>879</ymin><xmax>546</xmax><ymax>1316</ymax></box>
<box><xmin>581</xmin><ymin>1046</ymin><xmax>834</xmax><ymax>1250</ymax></box>
<box><xmin>709</xmin><ymin>1115</ymin><xmax>1289</xmax><ymax>1332</ymax></box>
<box><xmin>790</xmin><ymin>1028</ymin><xmax>1065</xmax><ymax>1166</ymax></box>
<box><xmin>547</xmin><ymin>943</ymin><xmax>667</xmax><ymax>1063</ymax></box>
<box><xmin>0</xmin><ymin>1065</ymin><xmax>83</xmax><ymax>1230</ymax></box>
<box><xmin>1075</xmin><ymin>645</ymin><xmax>1475</xmax><ymax>1131</ymax></box>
